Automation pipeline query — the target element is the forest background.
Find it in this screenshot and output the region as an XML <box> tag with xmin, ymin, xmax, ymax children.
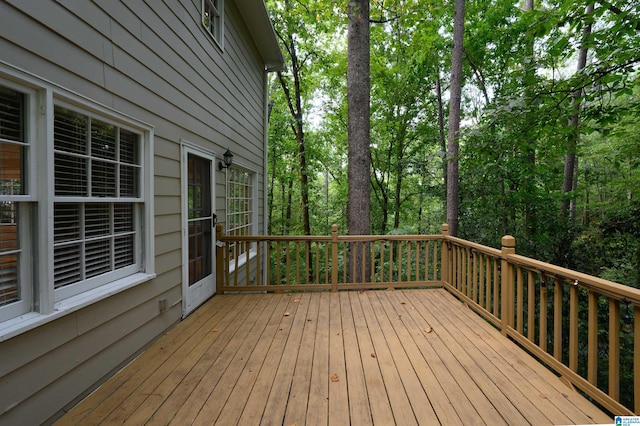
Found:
<box><xmin>265</xmin><ymin>0</ymin><xmax>640</xmax><ymax>289</ymax></box>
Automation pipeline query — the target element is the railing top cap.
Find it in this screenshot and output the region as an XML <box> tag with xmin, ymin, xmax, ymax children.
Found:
<box><xmin>501</xmin><ymin>235</ymin><xmax>516</xmax><ymax>247</ymax></box>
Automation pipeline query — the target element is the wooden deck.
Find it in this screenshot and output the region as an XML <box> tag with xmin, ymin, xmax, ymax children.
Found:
<box><xmin>55</xmin><ymin>288</ymin><xmax>612</xmax><ymax>425</ymax></box>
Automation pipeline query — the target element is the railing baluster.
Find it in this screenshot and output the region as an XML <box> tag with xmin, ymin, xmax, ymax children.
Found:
<box><xmin>295</xmin><ymin>241</ymin><xmax>300</xmax><ymax>284</ymax></box>
<box><xmin>540</xmin><ymin>277</ymin><xmax>548</xmax><ymax>352</ymax></box>
<box><xmin>493</xmin><ymin>260</ymin><xmax>499</xmax><ymax>316</ymax></box>
<box><xmin>569</xmin><ymin>282</ymin><xmax>579</xmax><ymax>372</ymax></box>
<box><xmin>256</xmin><ymin>241</ymin><xmax>262</xmax><ymax>286</ymax></box>
<box><xmin>517</xmin><ymin>265</ymin><xmax>523</xmax><ymax>333</ymax></box>
<box><xmin>479</xmin><ymin>254</ymin><xmax>485</xmax><ymax>310</ymax></box>
<box><xmin>370</xmin><ymin>241</ymin><xmax>376</xmax><ymax>283</ymax></box>
<box><xmin>425</xmin><ymin>241</ymin><xmax>430</xmax><ymax>281</ymax></box>
<box><xmin>587</xmin><ymin>290</ymin><xmax>598</xmax><ymax>386</ymax></box>
<box><xmin>415</xmin><ymin>241</ymin><xmax>421</xmax><ymax>281</ymax></box>
<box><xmin>609</xmin><ymin>299</ymin><xmax>620</xmax><ymax>402</ymax></box>
<box><xmin>527</xmin><ymin>270</ymin><xmax>535</xmax><ymax>342</ymax></box>
<box><xmin>553</xmin><ymin>278</ymin><xmax>562</xmax><ymax>361</ymax></box>
<box><xmin>275</xmin><ymin>241</ymin><xmax>281</xmax><ymax>286</ymax></box>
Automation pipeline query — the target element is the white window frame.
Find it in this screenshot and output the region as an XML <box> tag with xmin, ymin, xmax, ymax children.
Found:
<box><xmin>202</xmin><ymin>0</ymin><xmax>224</xmax><ymax>50</ymax></box>
<box><xmin>225</xmin><ymin>163</ymin><xmax>257</xmax><ymax>272</ymax></box>
<box><xmin>0</xmin><ymin>64</ymin><xmax>155</xmax><ymax>341</ymax></box>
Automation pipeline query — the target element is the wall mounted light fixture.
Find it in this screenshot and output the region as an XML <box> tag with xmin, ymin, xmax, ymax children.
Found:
<box><xmin>218</xmin><ymin>148</ymin><xmax>233</xmax><ymax>170</ymax></box>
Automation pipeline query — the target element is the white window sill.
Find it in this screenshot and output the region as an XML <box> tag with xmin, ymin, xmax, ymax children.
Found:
<box><xmin>0</xmin><ymin>272</ymin><xmax>156</xmax><ymax>342</ymax></box>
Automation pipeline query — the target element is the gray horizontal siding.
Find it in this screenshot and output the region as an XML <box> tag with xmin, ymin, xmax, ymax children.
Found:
<box><xmin>0</xmin><ymin>0</ymin><xmax>270</xmax><ymax>423</ymax></box>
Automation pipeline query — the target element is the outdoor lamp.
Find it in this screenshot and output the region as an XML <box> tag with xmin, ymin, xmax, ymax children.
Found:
<box><xmin>218</xmin><ymin>148</ymin><xmax>233</xmax><ymax>170</ymax></box>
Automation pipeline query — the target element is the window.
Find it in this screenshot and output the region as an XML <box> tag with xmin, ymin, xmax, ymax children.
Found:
<box><xmin>53</xmin><ymin>106</ymin><xmax>143</xmax><ymax>299</ymax></box>
<box><xmin>0</xmin><ymin>72</ymin><xmax>154</xmax><ymax>328</ymax></box>
<box><xmin>226</xmin><ymin>166</ymin><xmax>254</xmax><ymax>263</ymax></box>
<box><xmin>202</xmin><ymin>0</ymin><xmax>224</xmax><ymax>47</ymax></box>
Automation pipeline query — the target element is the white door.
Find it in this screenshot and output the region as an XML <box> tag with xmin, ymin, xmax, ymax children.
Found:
<box><xmin>182</xmin><ymin>146</ymin><xmax>216</xmax><ymax>316</ymax></box>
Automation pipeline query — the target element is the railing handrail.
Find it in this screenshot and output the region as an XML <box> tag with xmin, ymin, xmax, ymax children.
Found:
<box><xmin>219</xmin><ymin>234</ymin><xmax>443</xmax><ymax>243</ymax></box>
<box><xmin>507</xmin><ymin>253</ymin><xmax>640</xmax><ymax>304</ymax></box>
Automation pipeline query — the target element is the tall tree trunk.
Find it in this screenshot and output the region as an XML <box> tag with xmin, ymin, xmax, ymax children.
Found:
<box><xmin>436</xmin><ymin>74</ymin><xmax>447</xmax><ymax>213</ymax></box>
<box><xmin>446</xmin><ymin>0</ymin><xmax>465</xmax><ymax>237</ymax></box>
<box><xmin>562</xmin><ymin>4</ymin><xmax>593</xmax><ymax>220</ymax></box>
<box><xmin>347</xmin><ymin>0</ymin><xmax>371</xmax><ymax>282</ymax></box>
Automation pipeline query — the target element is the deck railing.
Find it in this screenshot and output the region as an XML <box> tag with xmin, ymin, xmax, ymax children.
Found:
<box><xmin>216</xmin><ymin>223</ymin><xmax>639</xmax><ymax>415</ymax></box>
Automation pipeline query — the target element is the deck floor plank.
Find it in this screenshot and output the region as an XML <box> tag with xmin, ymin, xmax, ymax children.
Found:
<box><xmin>349</xmin><ymin>291</ymin><xmax>397</xmax><ymax>426</ymax></box>
<box><xmin>167</xmin><ymin>293</ymin><xmax>275</xmax><ymax>424</ymax></box>
<box><xmin>123</xmin><ymin>295</ymin><xmax>256</xmax><ymax>425</ymax></box>
<box><xmin>368</xmin><ymin>291</ymin><xmax>441</xmax><ymax>425</ymax></box>
<box><xmin>419</xmin><ymin>288</ymin><xmax>570</xmax><ymax>425</ymax></box>
<box><xmin>259</xmin><ymin>293</ymin><xmax>312</xmax><ymax>425</ymax></box>
<box><xmin>282</xmin><ymin>293</ymin><xmax>320</xmax><ymax>426</ymax></box>
<box><xmin>56</xmin><ymin>288</ymin><xmax>612</xmax><ymax>426</ymax></box>
<box><xmin>193</xmin><ymin>294</ymin><xmax>293</xmax><ymax>424</ymax></box>
<box><xmin>338</xmin><ymin>292</ymin><xmax>373</xmax><ymax>426</ymax></box>
<box><xmin>384</xmin><ymin>290</ymin><xmax>484</xmax><ymax>425</ymax></box>
<box><xmin>58</xmin><ymin>294</ymin><xmax>243</xmax><ymax>425</ymax></box>
<box><xmin>328</xmin><ymin>293</ymin><xmax>349</xmax><ymax>424</ymax></box>
<box><xmin>306</xmin><ymin>292</ymin><xmax>331</xmax><ymax>426</ymax></box>
<box><xmin>429</xmin><ymin>290</ymin><xmax>613</xmax><ymax>424</ymax></box>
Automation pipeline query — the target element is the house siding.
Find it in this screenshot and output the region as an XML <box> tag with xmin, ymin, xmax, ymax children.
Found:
<box><xmin>0</xmin><ymin>0</ymin><xmax>273</xmax><ymax>424</ymax></box>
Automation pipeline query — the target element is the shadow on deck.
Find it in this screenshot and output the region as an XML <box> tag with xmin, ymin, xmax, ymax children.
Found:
<box><xmin>55</xmin><ymin>288</ymin><xmax>612</xmax><ymax>425</ymax></box>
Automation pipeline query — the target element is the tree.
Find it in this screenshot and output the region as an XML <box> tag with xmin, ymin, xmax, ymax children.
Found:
<box><xmin>347</xmin><ymin>0</ymin><xmax>371</xmax><ymax>238</ymax></box>
<box><xmin>446</xmin><ymin>0</ymin><xmax>465</xmax><ymax>237</ymax></box>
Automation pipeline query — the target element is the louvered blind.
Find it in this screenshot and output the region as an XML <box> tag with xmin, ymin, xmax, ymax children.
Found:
<box><xmin>0</xmin><ymin>86</ymin><xmax>25</xmax><ymax>308</ymax></box>
<box><xmin>53</xmin><ymin>106</ymin><xmax>141</xmax><ymax>289</ymax></box>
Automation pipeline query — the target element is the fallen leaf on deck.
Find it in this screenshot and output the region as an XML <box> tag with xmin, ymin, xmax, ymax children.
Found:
<box><xmin>331</xmin><ymin>374</ymin><xmax>339</xmax><ymax>382</ymax></box>
<box><xmin>425</xmin><ymin>327</ymin><xmax>433</xmax><ymax>333</ymax></box>
<box><xmin>307</xmin><ymin>317</ymin><xmax>313</xmax><ymax>321</ymax></box>
<box><xmin>294</xmin><ymin>299</ymin><xmax>301</xmax><ymax>303</ymax></box>
<box><xmin>370</xmin><ymin>353</ymin><xmax>376</xmax><ymax>358</ymax></box>
<box><xmin>283</xmin><ymin>312</ymin><xmax>290</xmax><ymax>317</ymax></box>
<box><xmin>400</xmin><ymin>302</ymin><xmax>406</xmax><ymax>305</ymax></box>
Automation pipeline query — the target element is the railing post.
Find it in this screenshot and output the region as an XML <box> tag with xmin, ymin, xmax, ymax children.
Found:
<box><xmin>331</xmin><ymin>224</ymin><xmax>339</xmax><ymax>292</ymax></box>
<box><xmin>500</xmin><ymin>235</ymin><xmax>516</xmax><ymax>336</ymax></box>
<box><xmin>216</xmin><ymin>223</ymin><xmax>225</xmax><ymax>294</ymax></box>
<box><xmin>440</xmin><ymin>224</ymin><xmax>449</xmax><ymax>284</ymax></box>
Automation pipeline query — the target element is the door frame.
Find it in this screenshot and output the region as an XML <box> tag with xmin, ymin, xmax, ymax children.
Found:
<box><xmin>180</xmin><ymin>141</ymin><xmax>217</xmax><ymax>317</ymax></box>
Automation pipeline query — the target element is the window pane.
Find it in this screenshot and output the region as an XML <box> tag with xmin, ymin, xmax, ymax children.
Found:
<box><xmin>85</xmin><ymin>238</ymin><xmax>111</xmax><ymax>278</ymax></box>
<box><xmin>85</xmin><ymin>203</ymin><xmax>110</xmax><ymax>237</ymax></box>
<box><xmin>0</xmin><ymin>142</ymin><xmax>25</xmax><ymax>195</ymax></box>
<box><xmin>120</xmin><ymin>165</ymin><xmax>139</xmax><ymax>197</ymax></box>
<box><xmin>54</xmin><ymin>107</ymin><xmax>88</xmax><ymax>154</ymax></box>
<box><xmin>0</xmin><ymin>86</ymin><xmax>24</xmax><ymax>142</ymax></box>
<box><xmin>114</xmin><ymin>235</ymin><xmax>134</xmax><ymax>268</ymax></box>
<box><xmin>55</xmin><ymin>153</ymin><xmax>87</xmax><ymax>196</ymax></box>
<box><xmin>114</xmin><ymin>203</ymin><xmax>133</xmax><ymax>233</ymax></box>
<box><xmin>0</xmin><ymin>203</ymin><xmax>19</xmax><ymax>307</ymax></box>
<box><xmin>54</xmin><ymin>204</ymin><xmax>80</xmax><ymax>242</ymax></box>
<box><xmin>120</xmin><ymin>129</ymin><xmax>139</xmax><ymax>164</ymax></box>
<box><xmin>54</xmin><ymin>243</ymin><xmax>82</xmax><ymax>288</ymax></box>
<box><xmin>91</xmin><ymin>160</ymin><xmax>116</xmax><ymax>197</ymax></box>
<box><xmin>91</xmin><ymin>119</ymin><xmax>116</xmax><ymax>160</ymax></box>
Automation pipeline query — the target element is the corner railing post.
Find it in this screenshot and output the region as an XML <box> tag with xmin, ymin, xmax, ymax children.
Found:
<box><xmin>216</xmin><ymin>223</ymin><xmax>225</xmax><ymax>294</ymax></box>
<box><xmin>440</xmin><ymin>224</ymin><xmax>449</xmax><ymax>284</ymax></box>
<box><xmin>500</xmin><ymin>235</ymin><xmax>516</xmax><ymax>336</ymax></box>
<box><xmin>331</xmin><ymin>224</ymin><xmax>339</xmax><ymax>292</ymax></box>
